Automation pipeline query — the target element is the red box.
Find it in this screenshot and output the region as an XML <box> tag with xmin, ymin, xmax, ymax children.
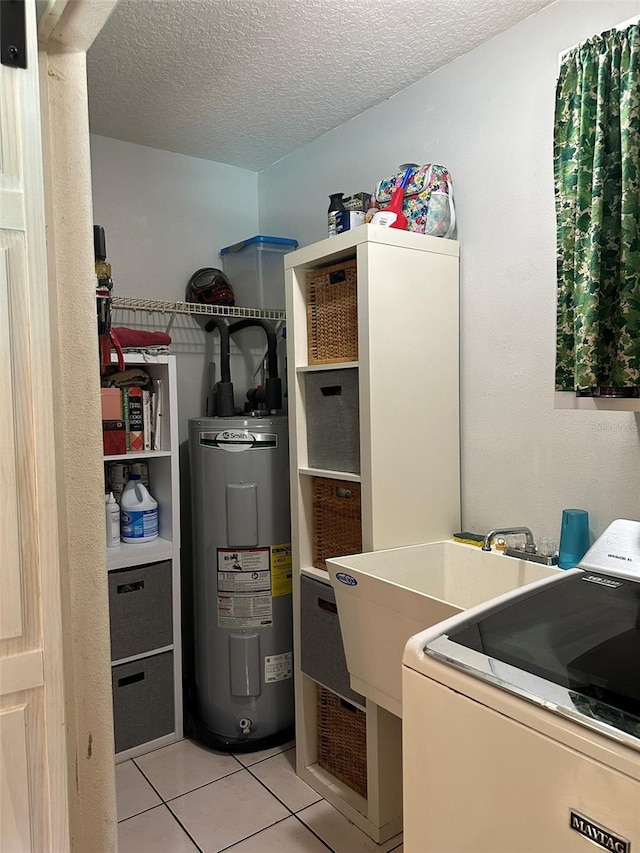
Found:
<box><xmin>101</xmin><ymin>388</ymin><xmax>125</xmax><ymax>455</ymax></box>
<box><xmin>103</xmin><ymin>420</ymin><xmax>126</xmax><ymax>455</ymax></box>
<box><xmin>101</xmin><ymin>387</ymin><xmax>122</xmax><ymax>419</ymax></box>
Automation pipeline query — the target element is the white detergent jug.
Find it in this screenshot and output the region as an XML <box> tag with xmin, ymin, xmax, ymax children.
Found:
<box><xmin>120</xmin><ymin>474</ymin><xmax>158</xmax><ymax>543</ymax></box>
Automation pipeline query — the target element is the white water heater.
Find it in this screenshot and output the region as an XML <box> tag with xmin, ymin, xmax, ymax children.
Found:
<box><xmin>188</xmin><ymin>414</ymin><xmax>293</xmax><ymax>750</ymax></box>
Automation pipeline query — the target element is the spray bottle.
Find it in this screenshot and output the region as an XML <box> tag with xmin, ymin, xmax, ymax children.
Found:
<box><xmin>371</xmin><ymin>166</ymin><xmax>414</xmax><ymax>230</ymax></box>
<box><xmin>364</xmin><ymin>191</ymin><xmax>379</xmax><ymax>224</ymax></box>
<box><xmin>105</xmin><ymin>492</ymin><xmax>120</xmax><ymax>547</ymax></box>
<box><xmin>327</xmin><ymin>193</ymin><xmax>346</xmax><ymax>237</ymax></box>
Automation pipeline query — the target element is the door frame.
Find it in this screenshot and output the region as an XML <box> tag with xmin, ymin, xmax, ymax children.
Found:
<box><xmin>37</xmin><ymin>1</ymin><xmax>119</xmax><ymax>849</ymax></box>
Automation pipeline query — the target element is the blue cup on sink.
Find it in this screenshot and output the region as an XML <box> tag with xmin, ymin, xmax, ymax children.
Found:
<box><xmin>558</xmin><ymin>508</ymin><xmax>590</xmax><ymax>569</ymax></box>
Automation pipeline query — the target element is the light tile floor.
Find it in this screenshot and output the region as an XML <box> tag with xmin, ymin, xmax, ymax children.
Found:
<box><xmin>116</xmin><ymin>738</ymin><xmax>403</xmax><ymax>853</ymax></box>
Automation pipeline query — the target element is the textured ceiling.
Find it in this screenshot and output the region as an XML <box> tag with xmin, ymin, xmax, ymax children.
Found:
<box><xmin>87</xmin><ymin>0</ymin><xmax>554</xmax><ymax>171</ymax></box>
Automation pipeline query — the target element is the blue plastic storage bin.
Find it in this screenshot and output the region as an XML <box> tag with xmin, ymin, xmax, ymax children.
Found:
<box><xmin>219</xmin><ymin>235</ymin><xmax>298</xmax><ymax>309</ymax></box>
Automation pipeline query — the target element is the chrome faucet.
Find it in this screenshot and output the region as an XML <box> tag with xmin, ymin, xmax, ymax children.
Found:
<box><xmin>482</xmin><ymin>526</ymin><xmax>558</xmax><ymax>566</ymax></box>
<box><xmin>482</xmin><ymin>527</ymin><xmax>536</xmax><ymax>552</ymax></box>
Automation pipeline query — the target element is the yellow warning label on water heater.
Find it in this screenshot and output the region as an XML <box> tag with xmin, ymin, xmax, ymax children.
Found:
<box><xmin>270</xmin><ymin>543</ymin><xmax>292</xmax><ymax>596</ymax></box>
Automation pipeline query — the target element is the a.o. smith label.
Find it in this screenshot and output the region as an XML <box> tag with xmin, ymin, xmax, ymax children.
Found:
<box><xmin>199</xmin><ymin>430</ymin><xmax>278</xmax><ymax>452</ymax></box>
<box><xmin>569</xmin><ymin>810</ymin><xmax>629</xmax><ymax>853</ymax></box>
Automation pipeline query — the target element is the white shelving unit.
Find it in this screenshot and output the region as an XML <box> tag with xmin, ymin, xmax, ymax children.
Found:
<box><xmin>104</xmin><ymin>353</ymin><xmax>183</xmax><ymax>762</ymax></box>
<box><xmin>285</xmin><ymin>225</ymin><xmax>461</xmax><ymax>843</ymax></box>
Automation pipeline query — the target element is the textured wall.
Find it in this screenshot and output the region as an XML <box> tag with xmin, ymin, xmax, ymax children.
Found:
<box><xmin>86</xmin><ymin>0</ymin><xmax>552</xmax><ymax>171</ymax></box>
<box><xmin>90</xmin><ymin>135</ymin><xmax>261</xmax><ymax>441</ymax></box>
<box><xmin>90</xmin><ymin>141</ymin><xmax>264</xmax><ymax>699</ymax></box>
<box><xmin>89</xmin><ymin>136</ymin><xmax>259</xmax><ymax>305</ymax></box>
<box><xmin>258</xmin><ymin>1</ymin><xmax>640</xmax><ymax>545</ymax></box>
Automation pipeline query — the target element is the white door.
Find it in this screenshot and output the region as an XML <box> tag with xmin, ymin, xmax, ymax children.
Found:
<box><xmin>0</xmin><ymin>0</ymin><xmax>70</xmax><ymax>849</ymax></box>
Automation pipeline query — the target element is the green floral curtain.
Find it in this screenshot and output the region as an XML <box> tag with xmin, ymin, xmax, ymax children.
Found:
<box><xmin>555</xmin><ymin>23</ymin><xmax>640</xmax><ymax>393</ymax></box>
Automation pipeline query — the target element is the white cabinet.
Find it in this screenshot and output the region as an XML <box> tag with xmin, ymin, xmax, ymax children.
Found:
<box><xmin>284</xmin><ymin>225</ymin><xmax>460</xmax><ymax>842</ymax></box>
<box><xmin>104</xmin><ymin>353</ymin><xmax>182</xmax><ymax>761</ymax></box>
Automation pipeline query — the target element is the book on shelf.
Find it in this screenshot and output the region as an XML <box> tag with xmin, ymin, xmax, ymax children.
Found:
<box><xmin>121</xmin><ymin>388</ymin><xmax>130</xmax><ymax>451</ymax></box>
<box><xmin>152</xmin><ymin>378</ymin><xmax>163</xmax><ymax>450</ymax></box>
<box><xmin>142</xmin><ymin>389</ymin><xmax>152</xmax><ymax>451</ymax></box>
<box><xmin>125</xmin><ymin>386</ymin><xmax>144</xmax><ymax>452</ymax></box>
<box><xmin>102</xmin><ymin>366</ymin><xmax>159</xmax><ymax>455</ymax></box>
<box><xmin>101</xmin><ymin>387</ymin><xmax>126</xmax><ymax>455</ymax></box>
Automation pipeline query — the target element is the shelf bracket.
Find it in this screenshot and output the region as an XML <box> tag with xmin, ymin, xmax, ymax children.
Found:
<box><xmin>165</xmin><ymin>309</ymin><xmax>178</xmax><ymax>335</ymax></box>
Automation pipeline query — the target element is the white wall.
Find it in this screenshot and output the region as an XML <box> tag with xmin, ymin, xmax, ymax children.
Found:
<box><xmin>90</xmin><ymin>1</ymin><xmax>640</xmax><ymax>548</ymax></box>
<box><xmin>89</xmin><ymin>136</ymin><xmax>267</xmax><ymax>680</ymax></box>
<box><xmin>258</xmin><ymin>0</ymin><xmax>640</xmax><ymax>545</ymax></box>
<box><xmin>90</xmin><ymin>134</ymin><xmax>261</xmax><ymax>440</ymax></box>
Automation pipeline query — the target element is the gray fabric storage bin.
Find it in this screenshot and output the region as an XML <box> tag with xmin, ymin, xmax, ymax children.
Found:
<box><xmin>306</xmin><ymin>368</ymin><xmax>360</xmax><ymax>474</ymax></box>
<box><xmin>108</xmin><ymin>561</ymin><xmax>173</xmax><ymax>661</ymax></box>
<box><xmin>300</xmin><ymin>575</ymin><xmax>364</xmax><ymax>706</ymax></box>
<box><xmin>112</xmin><ymin>651</ymin><xmax>174</xmax><ymax>753</ymax></box>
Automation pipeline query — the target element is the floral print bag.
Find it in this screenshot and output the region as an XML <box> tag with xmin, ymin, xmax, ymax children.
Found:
<box><xmin>375</xmin><ymin>164</ymin><xmax>456</xmax><ymax>238</ymax></box>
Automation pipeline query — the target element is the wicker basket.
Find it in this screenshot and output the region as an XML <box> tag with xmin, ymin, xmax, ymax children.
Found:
<box><xmin>307</xmin><ymin>259</ymin><xmax>358</xmax><ymax>364</ymax></box>
<box><xmin>312</xmin><ymin>477</ymin><xmax>362</xmax><ymax>571</ymax></box>
<box><xmin>317</xmin><ymin>685</ymin><xmax>367</xmax><ymax>798</ymax></box>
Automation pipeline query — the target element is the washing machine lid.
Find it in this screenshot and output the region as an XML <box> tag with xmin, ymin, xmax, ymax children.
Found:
<box><xmin>425</xmin><ymin>520</ymin><xmax>640</xmax><ymax>750</ymax></box>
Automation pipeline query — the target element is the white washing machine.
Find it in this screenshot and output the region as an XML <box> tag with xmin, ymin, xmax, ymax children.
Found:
<box><xmin>402</xmin><ymin>519</ymin><xmax>640</xmax><ymax>853</ymax></box>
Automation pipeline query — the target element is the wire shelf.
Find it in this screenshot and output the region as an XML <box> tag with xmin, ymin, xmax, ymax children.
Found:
<box><xmin>111</xmin><ymin>296</ymin><xmax>286</xmax><ymax>321</ymax></box>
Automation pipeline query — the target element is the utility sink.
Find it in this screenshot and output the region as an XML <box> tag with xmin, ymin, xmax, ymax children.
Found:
<box><xmin>326</xmin><ymin>540</ymin><xmax>561</xmax><ymax>718</ymax></box>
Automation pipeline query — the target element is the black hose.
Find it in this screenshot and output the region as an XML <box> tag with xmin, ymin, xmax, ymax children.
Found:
<box><xmin>204</xmin><ymin>317</ymin><xmax>231</xmax><ymax>383</ymax></box>
<box><xmin>204</xmin><ymin>317</ymin><xmax>235</xmax><ymax>416</ymax></box>
<box><xmin>228</xmin><ymin>319</ymin><xmax>278</xmax><ymax>379</ymax></box>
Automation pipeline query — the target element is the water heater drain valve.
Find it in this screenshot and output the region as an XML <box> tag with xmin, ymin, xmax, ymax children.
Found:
<box><xmin>238</xmin><ymin>717</ymin><xmax>253</xmax><ymax>735</ymax></box>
